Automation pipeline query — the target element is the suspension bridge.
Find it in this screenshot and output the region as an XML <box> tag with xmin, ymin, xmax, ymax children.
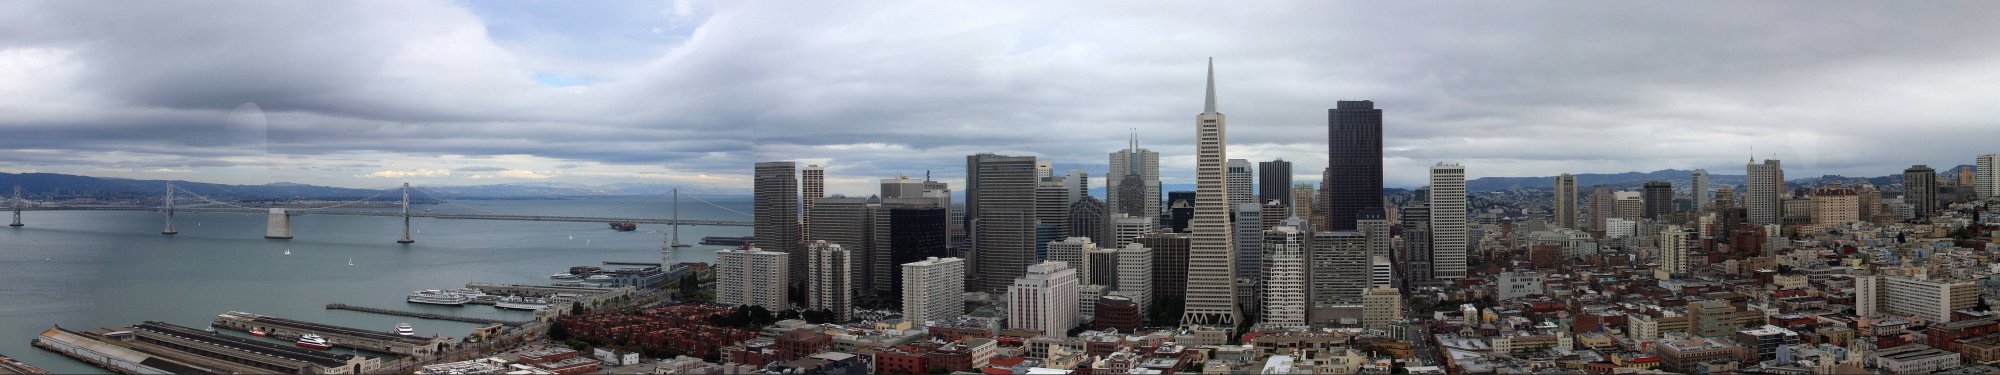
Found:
<box><xmin>5</xmin><ymin>183</ymin><xmax>751</xmax><ymax>244</ymax></box>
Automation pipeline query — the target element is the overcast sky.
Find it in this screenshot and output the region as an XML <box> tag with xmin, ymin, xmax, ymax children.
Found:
<box><xmin>3</xmin><ymin>1</ymin><xmax>1997</xmax><ymax>194</ymax></box>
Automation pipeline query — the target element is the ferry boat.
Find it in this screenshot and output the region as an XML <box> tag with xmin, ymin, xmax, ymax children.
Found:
<box><xmin>609</xmin><ymin>222</ymin><xmax>637</xmax><ymax>231</ymax></box>
<box><xmin>583</xmin><ymin>275</ymin><xmax>614</xmax><ymax>283</ymax></box>
<box><xmin>395</xmin><ymin>323</ymin><xmax>415</xmax><ymax>336</ymax></box>
<box><xmin>295</xmin><ymin>334</ymin><xmax>332</xmax><ymax>350</ymax></box>
<box><xmin>494</xmin><ymin>296</ymin><xmax>550</xmax><ymax>311</ymax></box>
<box><xmin>405</xmin><ymin>289</ymin><xmax>471</xmax><ymax>306</ymax></box>
<box><xmin>549</xmin><ymin>273</ymin><xmax>580</xmax><ymax>280</ymax></box>
<box><xmin>250</xmin><ymin>327</ymin><xmax>268</xmax><ymax>337</ymax></box>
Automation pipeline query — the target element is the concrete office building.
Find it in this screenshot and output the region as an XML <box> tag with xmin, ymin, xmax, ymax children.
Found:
<box><xmin>1362</xmin><ymin>287</ymin><xmax>1402</xmax><ymax>331</ymax></box>
<box><xmin>902</xmin><ymin>257</ymin><xmax>966</xmax><ymax>324</ymax></box>
<box><xmin>1035</xmin><ymin>177</ymin><xmax>1073</xmax><ymax>259</ymax></box>
<box><xmin>1588</xmin><ymin>186</ymin><xmax>1616</xmax><ymax>233</ymax></box>
<box><xmin>1228</xmin><ymin>159</ymin><xmax>1254</xmax><ymax>207</ymax></box>
<box><xmin>1137</xmin><ymin>233</ymin><xmax>1189</xmax><ymax>305</ymax></box>
<box><xmin>754</xmin><ymin>162</ymin><xmax>804</xmax><ymax>283</ymax></box>
<box><xmin>1906</xmin><ymin>165</ymin><xmax>1940</xmax><ymax>220</ymax></box>
<box><xmin>1260</xmin><ymin>226</ymin><xmax>1308</xmax><ymax>329</ymax></box>
<box><xmin>810</xmin><ymin>196</ymin><xmax>872</xmax><ymax>291</ymax></box>
<box><xmin>718</xmin><ymin>246</ymin><xmax>789</xmax><ymax>311</ymax></box>
<box><xmin>1979</xmin><ymin>154</ymin><xmax>1998</xmax><ymax>200</ymax></box>
<box><xmin>1858</xmin><ymin>276</ymin><xmax>1977</xmax><ymax>323</ymax></box>
<box><xmin>1113</xmin><ymin>243</ymin><xmax>1154</xmax><ymax>317</ymax></box>
<box><xmin>874</xmin><ymin>203</ymin><xmax>947</xmax><ymax>300</ymax></box>
<box><xmin>807</xmin><ymin>241</ymin><xmax>852</xmax><ymax>322</ymax></box>
<box><xmin>1108</xmin><ymin>133</ymin><xmax>1161</xmax><ymax>227</ymax></box>
<box><xmin>1182</xmin><ymin>59</ymin><xmax>1239</xmax><ymax>327</ymax></box>
<box><xmin>1747</xmin><ymin>159</ymin><xmax>1785</xmax><ymax>225</ymax></box>
<box><xmin>1429</xmin><ymin>164</ymin><xmax>1467</xmax><ymax>280</ymax></box>
<box><xmin>1309</xmin><ymin>231</ymin><xmax>1368</xmax><ymax>325</ymax></box>
<box><xmin>1811</xmin><ymin>184</ymin><xmax>1860</xmax><ymax>232</ymax></box>
<box><xmin>1325</xmin><ymin>101</ymin><xmax>1384</xmax><ymax>232</ymax></box>
<box><xmin>1235</xmin><ymin>203</ymin><xmax>1264</xmax><ymax>282</ymax></box>
<box><xmin>801</xmin><ymin>165</ymin><xmax>824</xmax><ymax>241</ymax></box>
<box><xmin>1643</xmin><ymin>181</ymin><xmax>1673</xmax><ymax>220</ymax></box>
<box><xmin>1068</xmin><ymin>197</ymin><xmax>1109</xmax><ymax>247</ymax></box>
<box><xmin>1692</xmin><ymin>169</ymin><xmax>1710</xmax><ymax>210</ymax></box>
<box><xmin>1259</xmin><ymin>159</ymin><xmax>1293</xmax><ymax>207</ymax></box>
<box><xmin>966</xmin><ymin>153</ymin><xmax>1040</xmax><ymax>293</ymax></box>
<box><xmin>1112</xmin><ymin>214</ymin><xmax>1153</xmax><ymax>249</ymax></box>
<box><xmin>1046</xmin><ymin>237</ymin><xmax>1097</xmax><ymax>287</ymax></box>
<box><xmin>1554</xmin><ymin>174</ymin><xmax>1577</xmax><ymax>229</ymax></box>
<box><xmin>1007</xmin><ymin>261</ymin><xmax>1079</xmax><ymax>337</ymax></box>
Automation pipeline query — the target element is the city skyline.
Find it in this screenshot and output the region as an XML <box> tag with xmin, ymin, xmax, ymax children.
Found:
<box><xmin>6</xmin><ymin>2</ymin><xmax>2000</xmax><ymax>195</ymax></box>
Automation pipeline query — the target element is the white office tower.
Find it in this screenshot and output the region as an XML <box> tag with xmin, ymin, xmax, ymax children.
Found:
<box><xmin>1429</xmin><ymin>163</ymin><xmax>1468</xmax><ymax>280</ymax></box>
<box><xmin>1691</xmin><ymin>169</ymin><xmax>1711</xmax><ymax>210</ymax></box>
<box><xmin>717</xmin><ymin>246</ymin><xmax>789</xmax><ymax>311</ymax></box>
<box><xmin>1370</xmin><ymin>255</ymin><xmax>1393</xmax><ymax>289</ymax></box>
<box><xmin>1113</xmin><ymin>214</ymin><xmax>1155</xmax><ymax>248</ymax></box>
<box><xmin>1554</xmin><ymin>173</ymin><xmax>1577</xmax><ymax>229</ymax></box>
<box><xmin>1108</xmin><ymin>133</ymin><xmax>1161</xmax><ymax>225</ymax></box>
<box><xmin>1007</xmin><ymin>261</ymin><xmax>1080</xmax><ymax>337</ymax></box>
<box><xmin>1359</xmin><ymin>217</ymin><xmax>1390</xmax><ymax>260</ymax></box>
<box><xmin>902</xmin><ymin>257</ymin><xmax>966</xmax><ymax>324</ymax></box>
<box><xmin>1260</xmin><ymin>225</ymin><xmax>1308</xmax><ymax>329</ymax></box>
<box><xmin>1746</xmin><ymin>159</ymin><xmax>1785</xmax><ymax>225</ymax></box>
<box><xmin>1065</xmin><ymin>169</ymin><xmax>1088</xmax><ymax>206</ymax></box>
<box><xmin>1979</xmin><ymin>154</ymin><xmax>1998</xmax><ymax>200</ymax></box>
<box><xmin>1114</xmin><ymin>243</ymin><xmax>1154</xmax><ymax>316</ymax></box>
<box><xmin>802</xmin><ymin>165</ymin><xmax>824</xmax><ymax>241</ymax></box>
<box><xmin>807</xmin><ymin>240</ymin><xmax>852</xmax><ymax>322</ymax></box>
<box><xmin>1228</xmin><ymin>159</ymin><xmax>1255</xmax><ymax>206</ymax></box>
<box><xmin>1181</xmin><ymin>58</ymin><xmax>1240</xmax><ymax>327</ymax></box>
<box><xmin>1658</xmin><ymin>226</ymin><xmax>1689</xmax><ymax>279</ymax></box>
<box><xmin>1854</xmin><ymin>275</ymin><xmax>1879</xmax><ymax>318</ymax></box>
<box><xmin>1046</xmin><ymin>237</ymin><xmax>1098</xmax><ymax>287</ymax></box>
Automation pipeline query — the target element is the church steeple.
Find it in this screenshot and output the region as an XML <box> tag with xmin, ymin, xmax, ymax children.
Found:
<box><xmin>1203</xmin><ymin>57</ymin><xmax>1217</xmax><ymax>115</ymax></box>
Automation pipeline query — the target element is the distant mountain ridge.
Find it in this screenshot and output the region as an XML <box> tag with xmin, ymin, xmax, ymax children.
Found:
<box><xmin>1464</xmin><ymin>166</ymin><xmax>1971</xmax><ymax>192</ymax></box>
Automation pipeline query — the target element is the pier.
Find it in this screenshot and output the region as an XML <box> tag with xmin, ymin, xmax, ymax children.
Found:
<box><xmin>213</xmin><ymin>311</ymin><xmax>443</xmax><ymax>356</ymax></box>
<box><xmin>325</xmin><ymin>304</ymin><xmax>528</xmax><ymax>326</ymax></box>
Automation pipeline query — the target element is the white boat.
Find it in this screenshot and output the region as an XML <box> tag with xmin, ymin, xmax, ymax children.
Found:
<box><xmin>347</xmin><ymin>258</ymin><xmax>354</xmax><ymax>266</ymax></box>
<box><xmin>583</xmin><ymin>275</ymin><xmax>614</xmax><ymax>282</ymax></box>
<box><xmin>283</xmin><ymin>248</ymin><xmax>291</xmax><ymax>255</ymax></box>
<box><xmin>405</xmin><ymin>289</ymin><xmax>471</xmax><ymax>306</ymax></box>
<box><xmin>449</xmin><ymin>288</ymin><xmax>489</xmax><ymax>299</ymax></box>
<box><xmin>296</xmin><ymin>334</ymin><xmax>332</xmax><ymax>350</ymax></box>
<box><xmin>550</xmin><ymin>273</ymin><xmax>580</xmax><ymax>280</ymax></box>
<box><xmin>494</xmin><ymin>296</ymin><xmax>550</xmax><ymax>311</ymax></box>
<box><xmin>395</xmin><ymin>323</ymin><xmax>415</xmax><ymax>336</ymax></box>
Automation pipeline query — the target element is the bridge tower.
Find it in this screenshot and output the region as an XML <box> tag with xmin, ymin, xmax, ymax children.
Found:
<box><xmin>9</xmin><ymin>185</ymin><xmax>22</xmax><ymax>227</ymax></box>
<box><xmin>397</xmin><ymin>182</ymin><xmax>414</xmax><ymax>244</ymax></box>
<box><xmin>265</xmin><ymin>208</ymin><xmax>292</xmax><ymax>239</ymax></box>
<box><xmin>161</xmin><ymin>182</ymin><xmax>177</xmax><ymax>234</ymax></box>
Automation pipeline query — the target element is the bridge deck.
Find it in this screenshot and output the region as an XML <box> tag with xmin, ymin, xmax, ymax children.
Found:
<box><xmin>21</xmin><ymin>206</ymin><xmax>751</xmax><ymax>226</ymax></box>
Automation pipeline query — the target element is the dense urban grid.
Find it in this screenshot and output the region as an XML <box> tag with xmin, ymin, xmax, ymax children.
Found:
<box><xmin>14</xmin><ymin>60</ymin><xmax>2000</xmax><ymax>375</ymax></box>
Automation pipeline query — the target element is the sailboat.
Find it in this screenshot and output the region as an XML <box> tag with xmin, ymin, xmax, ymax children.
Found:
<box><xmin>284</xmin><ymin>248</ymin><xmax>291</xmax><ymax>255</ymax></box>
<box><xmin>568</xmin><ymin>235</ymin><xmax>574</xmax><ymax>240</ymax></box>
<box><xmin>348</xmin><ymin>258</ymin><xmax>354</xmax><ymax>266</ymax></box>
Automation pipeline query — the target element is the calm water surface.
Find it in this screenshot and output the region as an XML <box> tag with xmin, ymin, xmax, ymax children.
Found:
<box><xmin>0</xmin><ymin>196</ymin><xmax>751</xmax><ymax>374</ymax></box>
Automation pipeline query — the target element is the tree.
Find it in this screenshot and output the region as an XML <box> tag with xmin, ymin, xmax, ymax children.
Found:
<box><xmin>547</xmin><ymin>322</ymin><xmax>570</xmax><ymax>341</ymax></box>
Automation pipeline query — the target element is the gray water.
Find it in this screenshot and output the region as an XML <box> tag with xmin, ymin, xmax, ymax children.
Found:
<box><xmin>0</xmin><ymin>196</ymin><xmax>752</xmax><ymax>374</ymax></box>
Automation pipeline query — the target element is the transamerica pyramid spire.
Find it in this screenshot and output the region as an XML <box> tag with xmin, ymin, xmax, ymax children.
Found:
<box><xmin>1203</xmin><ymin>57</ymin><xmax>1217</xmax><ymax>115</ymax></box>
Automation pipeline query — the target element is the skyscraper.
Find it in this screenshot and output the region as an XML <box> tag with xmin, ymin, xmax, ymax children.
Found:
<box><xmin>801</xmin><ymin>165</ymin><xmax>824</xmax><ymax>241</ymax></box>
<box><xmin>1588</xmin><ymin>186</ymin><xmax>1616</xmax><ymax>233</ymax></box>
<box><xmin>754</xmin><ymin>162</ymin><xmax>803</xmax><ymax>282</ymax></box>
<box><xmin>1259</xmin><ymin>225</ymin><xmax>1306</xmax><ymax>329</ymax></box>
<box><xmin>1008</xmin><ymin>260</ymin><xmax>1079</xmax><ymax>337</ymax></box>
<box><xmin>966</xmin><ymin>153</ymin><xmax>1040</xmax><ymax>293</ymax></box>
<box><xmin>1046</xmin><ymin>237</ymin><xmax>1097</xmax><ymax>286</ymax></box>
<box><xmin>875</xmin><ymin>200</ymin><xmax>947</xmax><ymax>301</ymax></box>
<box><xmin>1979</xmin><ymin>154</ymin><xmax>1998</xmax><ymax>200</ymax></box>
<box><xmin>1429</xmin><ymin>164</ymin><xmax>1467</xmax><ymax>280</ymax></box>
<box><xmin>1114</xmin><ymin>243</ymin><xmax>1155</xmax><ymax>317</ymax></box>
<box><xmin>718</xmin><ymin>246</ymin><xmax>789</xmax><ymax>310</ymax></box>
<box><xmin>1234</xmin><ymin>203</ymin><xmax>1263</xmax><ymax>283</ymax></box>
<box><xmin>902</xmin><ymin>257</ymin><xmax>965</xmax><ymax>324</ymax></box>
<box><xmin>1401</xmin><ymin>188</ymin><xmax>1432</xmax><ymax>284</ymax></box>
<box><xmin>1657</xmin><ymin>226</ymin><xmax>1689</xmax><ymax>278</ymax></box>
<box><xmin>1138</xmin><ymin>233</ymin><xmax>1190</xmax><ymax>306</ymax></box>
<box><xmin>1326</xmin><ymin>100</ymin><xmax>1385</xmax><ymax>232</ymax></box>
<box><xmin>1554</xmin><ymin>174</ymin><xmax>1577</xmax><ymax>229</ymax></box>
<box><xmin>1068</xmin><ymin>196</ymin><xmax>1109</xmax><ymax>247</ymax></box>
<box><xmin>1905</xmin><ymin>165</ymin><xmax>1939</xmax><ymax>220</ymax></box>
<box><xmin>1228</xmin><ymin>159</ymin><xmax>1254</xmax><ymax>207</ymax></box>
<box><xmin>1113</xmin><ymin>214</ymin><xmax>1153</xmax><ymax>249</ymax></box>
<box><xmin>807</xmin><ymin>240</ymin><xmax>852</xmax><ymax>322</ymax></box>
<box><xmin>1259</xmin><ymin>159</ymin><xmax>1293</xmax><ymax>207</ymax></box>
<box><xmin>1036</xmin><ymin>176</ymin><xmax>1073</xmax><ymax>259</ymax></box>
<box><xmin>810</xmin><ymin>196</ymin><xmax>872</xmax><ymax>292</ymax></box>
<box><xmin>1746</xmin><ymin>159</ymin><xmax>1785</xmax><ymax>225</ymax></box>
<box><xmin>1108</xmin><ymin>133</ymin><xmax>1161</xmax><ymax>226</ymax></box>
<box><xmin>1691</xmin><ymin>169</ymin><xmax>1710</xmax><ymax>210</ymax></box>
<box><xmin>1642</xmin><ymin>181</ymin><xmax>1673</xmax><ymax>221</ymax></box>
<box><xmin>1309</xmin><ymin>230</ymin><xmax>1367</xmax><ymax>325</ymax></box>
<box><xmin>1182</xmin><ymin>59</ymin><xmax>1239</xmax><ymax>327</ymax></box>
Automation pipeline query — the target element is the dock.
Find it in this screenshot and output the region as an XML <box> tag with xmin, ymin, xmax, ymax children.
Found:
<box><xmin>0</xmin><ymin>354</ymin><xmax>53</xmax><ymax>375</ymax></box>
<box><xmin>213</xmin><ymin>311</ymin><xmax>443</xmax><ymax>357</ymax></box>
<box><xmin>325</xmin><ymin>304</ymin><xmax>528</xmax><ymax>326</ymax></box>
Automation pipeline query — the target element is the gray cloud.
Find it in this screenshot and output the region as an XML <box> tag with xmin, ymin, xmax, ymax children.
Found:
<box><xmin>3</xmin><ymin>1</ymin><xmax>1999</xmax><ymax>191</ymax></box>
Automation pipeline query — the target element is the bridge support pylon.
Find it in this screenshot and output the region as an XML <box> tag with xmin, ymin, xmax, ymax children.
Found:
<box><xmin>161</xmin><ymin>182</ymin><xmax>177</xmax><ymax>234</ymax></box>
<box><xmin>9</xmin><ymin>185</ymin><xmax>22</xmax><ymax>227</ymax></box>
<box><xmin>396</xmin><ymin>183</ymin><xmax>414</xmax><ymax>244</ymax></box>
<box><xmin>265</xmin><ymin>208</ymin><xmax>293</xmax><ymax>239</ymax></box>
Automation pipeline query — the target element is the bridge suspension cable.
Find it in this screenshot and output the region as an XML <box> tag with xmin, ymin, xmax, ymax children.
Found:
<box><xmin>169</xmin><ymin>186</ymin><xmax>388</xmax><ymax>211</ymax></box>
<box><xmin>681</xmin><ymin>192</ymin><xmax>752</xmax><ymax>217</ymax></box>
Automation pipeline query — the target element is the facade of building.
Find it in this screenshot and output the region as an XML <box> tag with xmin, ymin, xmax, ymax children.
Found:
<box><xmin>1046</xmin><ymin>237</ymin><xmax>1097</xmax><ymax>287</ymax></box>
<box><xmin>1747</xmin><ymin>159</ymin><xmax>1785</xmax><ymax>225</ymax></box>
<box><xmin>967</xmin><ymin>153</ymin><xmax>1040</xmax><ymax>293</ymax></box>
<box><xmin>1260</xmin><ymin>226</ymin><xmax>1307</xmax><ymax>329</ymax></box>
<box><xmin>1325</xmin><ymin>100</ymin><xmax>1384</xmax><ymax>232</ymax></box>
<box><xmin>809</xmin><ymin>196</ymin><xmax>872</xmax><ymax>292</ymax></box>
<box><xmin>1811</xmin><ymin>184</ymin><xmax>1860</xmax><ymax>231</ymax></box>
<box><xmin>718</xmin><ymin>246</ymin><xmax>789</xmax><ymax>311</ymax></box>
<box><xmin>1107</xmin><ymin>135</ymin><xmax>1161</xmax><ymax>228</ymax></box>
<box><xmin>807</xmin><ymin>241</ymin><xmax>852</xmax><ymax>322</ymax></box>
<box><xmin>902</xmin><ymin>257</ymin><xmax>966</xmax><ymax>324</ymax></box>
<box><xmin>1905</xmin><ymin>165</ymin><xmax>1939</xmax><ymax>220</ymax></box>
<box><xmin>1067</xmin><ymin>197</ymin><xmax>1109</xmax><ymax>247</ymax></box>
<box><xmin>1182</xmin><ymin>60</ymin><xmax>1239</xmax><ymax>327</ymax></box>
<box><xmin>1589</xmin><ymin>186</ymin><xmax>1616</xmax><ymax>233</ymax></box>
<box><xmin>1875</xmin><ymin>276</ymin><xmax>1977</xmax><ymax>323</ymax></box>
<box><xmin>1235</xmin><ymin>203</ymin><xmax>1264</xmax><ymax>283</ymax></box>
<box><xmin>754</xmin><ymin>162</ymin><xmax>803</xmax><ymax>283</ymax></box>
<box><xmin>1007</xmin><ymin>261</ymin><xmax>1080</xmax><ymax>337</ymax></box>
<box><xmin>1112</xmin><ymin>214</ymin><xmax>1153</xmax><ymax>249</ymax></box>
<box><xmin>1642</xmin><ymin>181</ymin><xmax>1673</xmax><ymax>221</ymax></box>
<box><xmin>1362</xmin><ymin>287</ymin><xmax>1402</xmax><ymax>330</ymax></box>
<box><xmin>1554</xmin><ymin>173</ymin><xmax>1577</xmax><ymax>229</ymax></box>
<box><xmin>1979</xmin><ymin>154</ymin><xmax>1998</xmax><ymax>200</ymax></box>
<box><xmin>1309</xmin><ymin>231</ymin><xmax>1368</xmax><ymax>325</ymax></box>
<box><xmin>1692</xmin><ymin>169</ymin><xmax>1710</xmax><ymax>210</ymax></box>
<box><xmin>1259</xmin><ymin>159</ymin><xmax>1293</xmax><ymax>207</ymax></box>
<box><xmin>1228</xmin><ymin>159</ymin><xmax>1254</xmax><ymax>207</ymax></box>
<box><xmin>1114</xmin><ymin>243</ymin><xmax>1154</xmax><ymax>317</ymax></box>
<box><xmin>876</xmin><ymin>204</ymin><xmax>948</xmax><ymax>300</ymax></box>
<box><xmin>801</xmin><ymin>165</ymin><xmax>824</xmax><ymax>242</ymax></box>
<box><xmin>1429</xmin><ymin>164</ymin><xmax>1467</xmax><ymax>280</ymax></box>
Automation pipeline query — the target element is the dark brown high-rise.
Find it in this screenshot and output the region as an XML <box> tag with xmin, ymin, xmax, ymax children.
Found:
<box><xmin>1325</xmin><ymin>101</ymin><xmax>1383</xmax><ymax>231</ymax></box>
